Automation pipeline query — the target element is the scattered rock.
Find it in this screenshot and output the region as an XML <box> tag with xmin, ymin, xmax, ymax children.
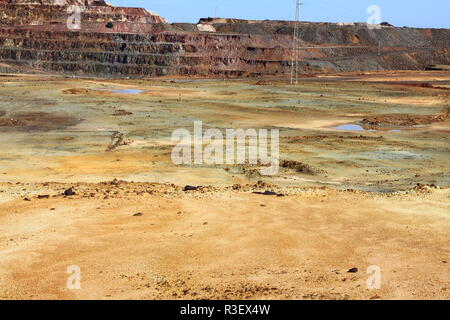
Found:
<box><xmin>37</xmin><ymin>195</ymin><xmax>50</xmax><ymax>199</ymax></box>
<box><xmin>183</xmin><ymin>185</ymin><xmax>198</xmax><ymax>191</ymax></box>
<box><xmin>106</xmin><ymin>132</ymin><xmax>133</xmax><ymax>152</ymax></box>
<box><xmin>0</xmin><ymin>117</ymin><xmax>26</xmax><ymax>127</ymax></box>
<box><xmin>361</xmin><ymin>112</ymin><xmax>448</xmax><ymax>128</ymax></box>
<box><xmin>254</xmin><ymin>180</ymin><xmax>272</xmax><ymax>188</ymax></box>
<box><xmin>133</xmin><ymin>213</ymin><xmax>143</xmax><ymax>217</ymax></box>
<box><xmin>280</xmin><ymin>160</ymin><xmax>323</xmax><ymax>175</ymax></box>
<box><xmin>253</xmin><ymin>190</ymin><xmax>279</xmax><ymax>196</ymax></box>
<box><xmin>62</xmin><ymin>88</ymin><xmax>90</xmax><ymax>95</ymax></box>
<box><xmin>112</xmin><ymin>109</ymin><xmax>133</xmax><ymax>116</ymax></box>
<box><xmin>111</xmin><ymin>178</ymin><xmax>122</xmax><ymax>185</ymax></box>
<box><xmin>413</xmin><ymin>184</ymin><xmax>438</xmax><ymax>193</ymax></box>
<box><xmin>64</xmin><ymin>187</ymin><xmax>76</xmax><ymax>196</ymax></box>
<box><xmin>347</xmin><ymin>268</ymin><xmax>358</xmax><ymax>273</ymax></box>
<box><xmin>232</xmin><ymin>184</ymin><xmax>242</xmax><ymax>190</ymax></box>
<box><xmin>23</xmin><ymin>197</ymin><xmax>31</xmax><ymax>201</ymax></box>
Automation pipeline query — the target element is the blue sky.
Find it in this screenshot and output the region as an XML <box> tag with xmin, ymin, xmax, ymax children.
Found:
<box><xmin>109</xmin><ymin>0</ymin><xmax>449</xmax><ymax>28</ymax></box>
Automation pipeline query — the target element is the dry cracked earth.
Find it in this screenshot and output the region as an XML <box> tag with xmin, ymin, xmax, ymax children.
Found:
<box><xmin>0</xmin><ymin>71</ymin><xmax>449</xmax><ymax>300</ymax></box>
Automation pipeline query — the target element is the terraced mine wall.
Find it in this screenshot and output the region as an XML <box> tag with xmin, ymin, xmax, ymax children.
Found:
<box><xmin>0</xmin><ymin>5</ymin><xmax>449</xmax><ymax>77</ymax></box>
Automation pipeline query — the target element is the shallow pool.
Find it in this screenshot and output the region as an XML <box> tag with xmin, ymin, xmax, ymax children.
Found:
<box><xmin>332</xmin><ymin>124</ymin><xmax>376</xmax><ymax>132</ymax></box>
<box><xmin>93</xmin><ymin>88</ymin><xmax>143</xmax><ymax>94</ymax></box>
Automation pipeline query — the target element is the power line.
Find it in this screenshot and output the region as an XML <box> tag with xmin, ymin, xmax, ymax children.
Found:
<box><xmin>290</xmin><ymin>0</ymin><xmax>303</xmax><ymax>84</ymax></box>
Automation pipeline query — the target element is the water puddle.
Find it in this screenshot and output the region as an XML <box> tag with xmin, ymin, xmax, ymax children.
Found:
<box><xmin>331</xmin><ymin>123</ymin><xmax>403</xmax><ymax>133</ymax></box>
<box><xmin>332</xmin><ymin>124</ymin><xmax>376</xmax><ymax>132</ymax></box>
<box><xmin>93</xmin><ymin>88</ymin><xmax>143</xmax><ymax>94</ymax></box>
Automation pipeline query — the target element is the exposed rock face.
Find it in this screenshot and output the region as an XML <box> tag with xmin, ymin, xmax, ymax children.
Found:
<box><xmin>0</xmin><ymin>3</ymin><xmax>449</xmax><ymax>77</ymax></box>
<box><xmin>0</xmin><ymin>3</ymin><xmax>168</xmax><ymax>30</ymax></box>
<box><xmin>8</xmin><ymin>0</ymin><xmax>107</xmax><ymax>5</ymax></box>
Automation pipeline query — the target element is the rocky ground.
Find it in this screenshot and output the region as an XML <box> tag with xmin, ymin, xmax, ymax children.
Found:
<box><xmin>0</xmin><ymin>182</ymin><xmax>449</xmax><ymax>300</ymax></box>
<box><xmin>0</xmin><ymin>71</ymin><xmax>449</xmax><ymax>299</ymax></box>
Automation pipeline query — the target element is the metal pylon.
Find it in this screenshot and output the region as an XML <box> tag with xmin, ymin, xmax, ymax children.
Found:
<box><xmin>290</xmin><ymin>0</ymin><xmax>302</xmax><ymax>84</ymax></box>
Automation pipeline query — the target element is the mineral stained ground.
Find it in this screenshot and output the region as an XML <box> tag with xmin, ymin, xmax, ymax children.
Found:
<box><xmin>0</xmin><ymin>71</ymin><xmax>449</xmax><ymax>300</ymax></box>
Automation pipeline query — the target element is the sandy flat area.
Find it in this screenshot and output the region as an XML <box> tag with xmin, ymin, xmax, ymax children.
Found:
<box><xmin>0</xmin><ymin>182</ymin><xmax>448</xmax><ymax>300</ymax></box>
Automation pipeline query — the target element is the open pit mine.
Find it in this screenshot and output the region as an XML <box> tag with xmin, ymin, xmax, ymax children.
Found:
<box><xmin>0</xmin><ymin>0</ymin><xmax>449</xmax><ymax>302</ymax></box>
<box><xmin>0</xmin><ymin>0</ymin><xmax>449</xmax><ymax>77</ymax></box>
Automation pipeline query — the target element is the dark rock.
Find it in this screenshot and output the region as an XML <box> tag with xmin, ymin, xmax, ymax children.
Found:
<box><xmin>183</xmin><ymin>185</ymin><xmax>198</xmax><ymax>191</ymax></box>
<box><xmin>112</xmin><ymin>109</ymin><xmax>133</xmax><ymax>116</ymax></box>
<box><xmin>111</xmin><ymin>178</ymin><xmax>122</xmax><ymax>185</ymax></box>
<box><xmin>253</xmin><ymin>190</ymin><xmax>278</xmax><ymax>196</ymax></box>
<box><xmin>37</xmin><ymin>195</ymin><xmax>50</xmax><ymax>199</ymax></box>
<box><xmin>347</xmin><ymin>267</ymin><xmax>358</xmax><ymax>273</ymax></box>
<box><xmin>133</xmin><ymin>213</ymin><xmax>143</xmax><ymax>217</ymax></box>
<box><xmin>64</xmin><ymin>187</ymin><xmax>76</xmax><ymax>196</ymax></box>
<box><xmin>281</xmin><ymin>160</ymin><xmax>324</xmax><ymax>175</ymax></box>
